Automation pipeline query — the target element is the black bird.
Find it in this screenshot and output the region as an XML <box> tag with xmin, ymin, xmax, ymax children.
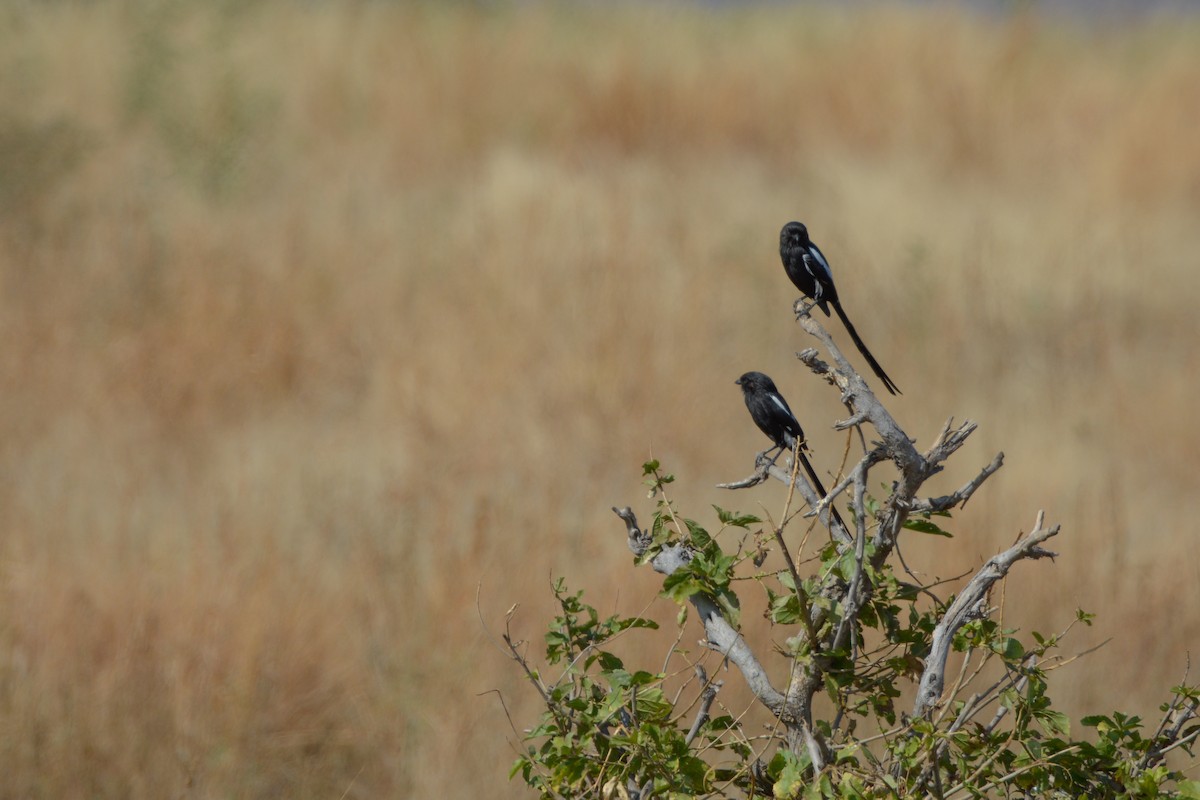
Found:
<box><xmin>735</xmin><ymin>371</ymin><xmax>846</xmax><ymax>532</ymax></box>
<box><xmin>779</xmin><ymin>221</ymin><xmax>901</xmax><ymax>395</ymax></box>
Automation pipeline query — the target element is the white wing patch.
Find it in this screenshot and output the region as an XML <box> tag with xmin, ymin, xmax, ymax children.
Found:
<box><xmin>806</xmin><ymin>245</ymin><xmax>833</xmax><ymax>282</ymax></box>
<box><xmin>769</xmin><ymin>393</ymin><xmax>793</xmax><ymax>420</ymax></box>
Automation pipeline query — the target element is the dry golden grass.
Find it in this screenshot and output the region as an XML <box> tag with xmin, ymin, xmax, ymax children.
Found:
<box><xmin>0</xmin><ymin>2</ymin><xmax>1198</xmax><ymax>796</ymax></box>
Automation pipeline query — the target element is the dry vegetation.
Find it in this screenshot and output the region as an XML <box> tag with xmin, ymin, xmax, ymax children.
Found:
<box><xmin>0</xmin><ymin>1</ymin><xmax>1198</xmax><ymax>796</ymax></box>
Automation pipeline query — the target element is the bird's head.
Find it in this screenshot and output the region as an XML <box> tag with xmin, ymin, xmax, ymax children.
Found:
<box><xmin>735</xmin><ymin>371</ymin><xmax>772</xmax><ymax>393</ymax></box>
<box><xmin>780</xmin><ymin>221</ymin><xmax>809</xmax><ymax>249</ymax></box>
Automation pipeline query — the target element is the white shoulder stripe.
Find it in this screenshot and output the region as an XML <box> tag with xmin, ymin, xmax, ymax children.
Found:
<box><xmin>769</xmin><ymin>394</ymin><xmax>792</xmax><ymax>419</ymax></box>
<box><xmin>809</xmin><ymin>245</ymin><xmax>831</xmax><ymax>274</ymax></box>
<box><xmin>806</xmin><ymin>247</ymin><xmax>833</xmax><ymax>286</ymax></box>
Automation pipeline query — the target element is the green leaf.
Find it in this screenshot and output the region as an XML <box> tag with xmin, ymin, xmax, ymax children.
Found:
<box><xmin>1036</xmin><ymin>708</ymin><xmax>1071</xmax><ymax>736</ymax></box>
<box><xmin>686</xmin><ymin>518</ymin><xmax>713</xmax><ymax>550</ymax></box>
<box><xmin>768</xmin><ymin>591</ymin><xmax>801</xmax><ymax>625</ymax></box>
<box><xmin>596</xmin><ymin>651</ymin><xmax>623</xmax><ymax>671</ymax></box>
<box><xmin>1172</xmin><ymin>683</ymin><xmax>1200</xmax><ymax>700</ymax></box>
<box><xmin>771</xmin><ymin>750</ymin><xmax>807</xmax><ymax>799</ymax></box>
<box><xmin>650</xmin><ymin>513</ymin><xmax>668</xmax><ymax>545</ymax></box>
<box><xmin>712</xmin><ymin>504</ymin><xmax>761</xmax><ymax>528</ymax></box>
<box><xmin>661</xmin><ymin>571</ymin><xmax>702</xmax><ymax>603</ymax></box>
<box><xmin>614</xmin><ymin>616</ymin><xmax>659</xmax><ymax>633</ymax></box>
<box><xmin>865</xmin><ymin>494</ymin><xmax>880</xmax><ymax>517</ymax></box>
<box><xmin>994</xmin><ymin>636</ymin><xmax>1024</xmax><ymax>661</ymax></box>
<box><xmin>1177</xmin><ymin>779</ymin><xmax>1200</xmax><ymax>799</ymax></box>
<box><xmin>837</xmin><ymin>548</ymin><xmax>860</xmax><ymax>581</ymax></box>
<box><xmin>805</xmin><ymin>772</ymin><xmax>833</xmax><ymax>799</ymax></box>
<box><xmin>631</xmin><ymin>687</ymin><xmax>673</xmax><ymax>722</ymax></box>
<box><xmin>903</xmin><ymin>518</ymin><xmax>953</xmax><ymax>537</ymax></box>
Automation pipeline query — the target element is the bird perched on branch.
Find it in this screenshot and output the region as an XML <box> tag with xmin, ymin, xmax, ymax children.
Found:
<box><xmin>735</xmin><ymin>371</ymin><xmax>846</xmax><ymax>532</ymax></box>
<box><xmin>779</xmin><ymin>221</ymin><xmax>901</xmax><ymax>395</ymax></box>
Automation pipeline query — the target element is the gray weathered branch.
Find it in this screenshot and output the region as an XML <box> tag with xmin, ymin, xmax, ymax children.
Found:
<box><xmin>612</xmin><ymin>507</ymin><xmax>787</xmax><ymax>718</ymax></box>
<box><xmin>794</xmin><ymin>307</ymin><xmax>924</xmax><ymax>478</ymax></box>
<box><xmin>913</xmin><ymin>511</ymin><xmax>1061</xmax><ymax>718</ymax></box>
<box><xmin>795</xmin><ymin>316</ymin><xmax>996</xmax><ymax>570</ymax></box>
<box><xmin>683</xmin><ymin>665</ymin><xmax>721</xmax><ymax>746</ymax></box>
<box><xmin>909</xmin><ymin>451</ymin><xmax>1005</xmax><ymax>514</ymax></box>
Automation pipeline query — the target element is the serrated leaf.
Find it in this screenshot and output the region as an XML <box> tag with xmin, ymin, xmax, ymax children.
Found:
<box><xmin>686</xmin><ymin>518</ymin><xmax>712</xmax><ymax>550</ymax></box>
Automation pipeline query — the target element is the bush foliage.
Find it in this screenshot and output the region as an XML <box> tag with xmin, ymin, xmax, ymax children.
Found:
<box><xmin>509</xmin><ymin>457</ymin><xmax>1199</xmax><ymax>798</ymax></box>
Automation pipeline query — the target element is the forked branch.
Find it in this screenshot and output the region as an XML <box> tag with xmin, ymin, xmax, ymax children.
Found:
<box><xmin>913</xmin><ymin>511</ymin><xmax>1061</xmax><ymax>718</ymax></box>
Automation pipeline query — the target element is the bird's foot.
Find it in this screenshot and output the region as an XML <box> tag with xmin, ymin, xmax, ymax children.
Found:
<box><xmin>756</xmin><ymin>447</ymin><xmax>783</xmax><ymax>471</ymax></box>
<box><xmin>793</xmin><ymin>298</ymin><xmax>816</xmax><ymax>319</ymax></box>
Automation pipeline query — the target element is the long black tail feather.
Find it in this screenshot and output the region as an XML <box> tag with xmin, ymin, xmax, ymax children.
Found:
<box><xmin>831</xmin><ymin>300</ymin><xmax>901</xmax><ymax>395</ymax></box>
<box><xmin>796</xmin><ymin>449</ymin><xmax>849</xmax><ymax>539</ymax></box>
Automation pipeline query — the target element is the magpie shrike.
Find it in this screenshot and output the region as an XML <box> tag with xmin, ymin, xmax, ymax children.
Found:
<box><xmin>735</xmin><ymin>371</ymin><xmax>846</xmax><ymax>532</ymax></box>
<box><xmin>779</xmin><ymin>221</ymin><xmax>901</xmax><ymax>395</ymax></box>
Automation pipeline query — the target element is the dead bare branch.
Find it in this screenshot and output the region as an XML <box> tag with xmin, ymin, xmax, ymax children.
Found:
<box><xmin>913</xmin><ymin>511</ymin><xmax>1061</xmax><ymax>718</ymax></box>
<box><xmin>909</xmin><ymin>452</ymin><xmax>1005</xmax><ymax>514</ymax></box>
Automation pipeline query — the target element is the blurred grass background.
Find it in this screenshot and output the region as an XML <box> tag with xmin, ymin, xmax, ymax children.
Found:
<box><xmin>0</xmin><ymin>1</ymin><xmax>1198</xmax><ymax>796</ymax></box>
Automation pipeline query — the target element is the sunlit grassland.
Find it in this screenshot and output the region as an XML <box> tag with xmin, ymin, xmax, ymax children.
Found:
<box><xmin>0</xmin><ymin>2</ymin><xmax>1198</xmax><ymax>796</ymax></box>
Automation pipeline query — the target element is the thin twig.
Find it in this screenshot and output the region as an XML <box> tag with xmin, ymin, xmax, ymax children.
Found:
<box><xmin>684</xmin><ymin>665</ymin><xmax>722</xmax><ymax>746</ymax></box>
<box><xmin>945</xmin><ymin>746</ymin><xmax>1082</xmax><ymax>799</ymax></box>
<box><xmin>914</xmin><ymin>511</ymin><xmax>1060</xmax><ymax>718</ymax></box>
